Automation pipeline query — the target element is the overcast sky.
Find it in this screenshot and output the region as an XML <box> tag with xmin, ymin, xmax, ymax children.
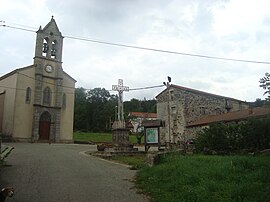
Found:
<box><xmin>1</xmin><ymin>0</ymin><xmax>269</xmax><ymax>101</ymax></box>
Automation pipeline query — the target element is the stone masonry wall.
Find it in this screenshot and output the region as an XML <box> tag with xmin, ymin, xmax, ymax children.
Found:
<box><xmin>157</xmin><ymin>86</ymin><xmax>249</xmax><ymax>146</ymax></box>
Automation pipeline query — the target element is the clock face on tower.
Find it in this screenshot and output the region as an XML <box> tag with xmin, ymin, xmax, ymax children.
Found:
<box><xmin>45</xmin><ymin>65</ymin><xmax>53</xmax><ymax>73</ymax></box>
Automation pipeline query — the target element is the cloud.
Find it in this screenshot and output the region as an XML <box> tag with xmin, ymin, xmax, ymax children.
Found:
<box><xmin>1</xmin><ymin>0</ymin><xmax>270</xmax><ymax>102</ymax></box>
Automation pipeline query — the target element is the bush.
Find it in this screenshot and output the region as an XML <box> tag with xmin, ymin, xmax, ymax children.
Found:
<box><xmin>196</xmin><ymin>123</ymin><xmax>229</xmax><ymax>152</ymax></box>
<box><xmin>196</xmin><ymin>115</ymin><xmax>270</xmax><ymax>153</ymax></box>
<box><xmin>241</xmin><ymin>116</ymin><xmax>270</xmax><ymax>150</ymax></box>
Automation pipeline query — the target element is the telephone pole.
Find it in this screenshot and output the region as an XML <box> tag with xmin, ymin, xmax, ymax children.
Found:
<box><xmin>163</xmin><ymin>76</ymin><xmax>172</xmax><ymax>150</ymax></box>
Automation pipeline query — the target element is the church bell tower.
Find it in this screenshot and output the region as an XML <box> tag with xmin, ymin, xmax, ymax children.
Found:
<box><xmin>32</xmin><ymin>16</ymin><xmax>64</xmax><ymax>142</ymax></box>
<box><xmin>34</xmin><ymin>16</ymin><xmax>63</xmax><ymax>63</ymax></box>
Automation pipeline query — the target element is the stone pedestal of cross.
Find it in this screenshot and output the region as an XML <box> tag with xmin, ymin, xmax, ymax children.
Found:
<box><xmin>112</xmin><ymin>79</ymin><xmax>129</xmax><ymax>128</ymax></box>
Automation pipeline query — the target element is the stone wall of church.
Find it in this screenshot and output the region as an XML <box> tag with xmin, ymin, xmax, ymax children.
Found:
<box><xmin>0</xmin><ymin>73</ymin><xmax>17</xmax><ymax>136</ymax></box>
<box><xmin>13</xmin><ymin>67</ymin><xmax>35</xmax><ymax>140</ymax></box>
<box><xmin>60</xmin><ymin>73</ymin><xmax>75</xmax><ymax>142</ymax></box>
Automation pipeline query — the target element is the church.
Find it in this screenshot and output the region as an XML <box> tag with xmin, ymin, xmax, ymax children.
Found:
<box><xmin>0</xmin><ymin>17</ymin><xmax>76</xmax><ymax>143</ymax></box>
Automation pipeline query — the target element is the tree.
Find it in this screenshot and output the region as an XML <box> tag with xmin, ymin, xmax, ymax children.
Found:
<box><xmin>86</xmin><ymin>88</ymin><xmax>117</xmax><ymax>132</ymax></box>
<box><xmin>74</xmin><ymin>88</ymin><xmax>88</xmax><ymax>131</ymax></box>
<box><xmin>73</xmin><ymin>87</ymin><xmax>117</xmax><ymax>132</ymax></box>
<box><xmin>73</xmin><ymin>87</ymin><xmax>157</xmax><ymax>132</ymax></box>
<box><xmin>124</xmin><ymin>98</ymin><xmax>156</xmax><ymax>114</ymax></box>
<box><xmin>259</xmin><ymin>72</ymin><xmax>270</xmax><ymax>101</ymax></box>
<box><xmin>250</xmin><ymin>98</ymin><xmax>268</xmax><ymax>107</ymax></box>
<box><xmin>87</xmin><ymin>88</ymin><xmax>112</xmax><ymax>103</ymax></box>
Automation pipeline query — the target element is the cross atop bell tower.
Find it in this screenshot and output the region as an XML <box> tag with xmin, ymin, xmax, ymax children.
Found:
<box><xmin>34</xmin><ymin>16</ymin><xmax>64</xmax><ymax>63</ymax></box>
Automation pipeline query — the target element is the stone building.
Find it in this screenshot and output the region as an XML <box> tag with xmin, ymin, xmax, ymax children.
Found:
<box><xmin>127</xmin><ymin>112</ymin><xmax>157</xmax><ymax>133</ymax></box>
<box><xmin>0</xmin><ymin>17</ymin><xmax>76</xmax><ymax>143</ymax></box>
<box><xmin>156</xmin><ymin>84</ymin><xmax>249</xmax><ymax>146</ymax></box>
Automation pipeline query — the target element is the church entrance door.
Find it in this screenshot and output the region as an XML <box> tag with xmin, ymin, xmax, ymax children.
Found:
<box><xmin>39</xmin><ymin>111</ymin><xmax>51</xmax><ymax>140</ymax></box>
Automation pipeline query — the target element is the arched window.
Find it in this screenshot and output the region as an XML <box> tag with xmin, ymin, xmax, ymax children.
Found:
<box><xmin>62</xmin><ymin>93</ymin><xmax>66</xmax><ymax>108</ymax></box>
<box><xmin>25</xmin><ymin>87</ymin><xmax>31</xmax><ymax>103</ymax></box>
<box><xmin>43</xmin><ymin>87</ymin><xmax>51</xmax><ymax>106</ymax></box>
<box><xmin>51</xmin><ymin>40</ymin><xmax>57</xmax><ymax>59</ymax></box>
<box><xmin>42</xmin><ymin>38</ymin><xmax>49</xmax><ymax>57</ymax></box>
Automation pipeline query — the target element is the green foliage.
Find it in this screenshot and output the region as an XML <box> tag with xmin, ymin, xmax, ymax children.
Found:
<box><xmin>241</xmin><ymin>116</ymin><xmax>270</xmax><ymax>150</ymax></box>
<box><xmin>74</xmin><ymin>87</ymin><xmax>117</xmax><ymax>132</ymax></box>
<box><xmin>73</xmin><ymin>131</ymin><xmax>112</xmax><ymax>142</ymax></box>
<box><xmin>131</xmin><ymin>132</ymin><xmax>144</xmax><ymax>144</ymax></box>
<box><xmin>111</xmin><ymin>155</ymin><xmax>146</xmax><ymax>169</ymax></box>
<box><xmin>136</xmin><ymin>154</ymin><xmax>270</xmax><ymax>202</ymax></box>
<box><xmin>74</xmin><ymin>88</ymin><xmax>156</xmax><ymax>132</ymax></box>
<box><xmin>74</xmin><ymin>88</ymin><xmax>88</xmax><ymax>130</ymax></box>
<box><xmin>259</xmin><ymin>72</ymin><xmax>270</xmax><ymax>101</ymax></box>
<box><xmin>196</xmin><ymin>123</ymin><xmax>229</xmax><ymax>151</ymax></box>
<box><xmin>250</xmin><ymin>98</ymin><xmax>269</xmax><ymax>107</ymax></box>
<box><xmin>124</xmin><ymin>98</ymin><xmax>156</xmax><ymax>114</ymax></box>
<box><xmin>196</xmin><ymin>116</ymin><xmax>270</xmax><ymax>152</ymax></box>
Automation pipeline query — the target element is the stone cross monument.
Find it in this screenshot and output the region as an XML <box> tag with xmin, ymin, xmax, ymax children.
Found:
<box><xmin>112</xmin><ymin>79</ymin><xmax>129</xmax><ymax>128</ymax></box>
<box><xmin>111</xmin><ymin>79</ymin><xmax>135</xmax><ymax>152</ymax></box>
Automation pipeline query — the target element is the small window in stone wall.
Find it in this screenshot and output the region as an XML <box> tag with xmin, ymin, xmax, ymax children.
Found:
<box><xmin>25</xmin><ymin>87</ymin><xmax>31</xmax><ymax>104</ymax></box>
<box><xmin>215</xmin><ymin>108</ymin><xmax>222</xmax><ymax>115</ymax></box>
<box><xmin>162</xmin><ymin>120</ymin><xmax>166</xmax><ymax>127</ymax></box>
<box><xmin>169</xmin><ymin>90</ymin><xmax>174</xmax><ymax>101</ymax></box>
<box><xmin>62</xmin><ymin>93</ymin><xmax>66</xmax><ymax>108</ymax></box>
<box><xmin>200</xmin><ymin>107</ymin><xmax>207</xmax><ymax>115</ymax></box>
<box><xmin>171</xmin><ymin>106</ymin><xmax>177</xmax><ymax>114</ymax></box>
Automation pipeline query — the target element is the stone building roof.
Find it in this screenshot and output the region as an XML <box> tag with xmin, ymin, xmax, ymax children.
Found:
<box><xmin>156</xmin><ymin>84</ymin><xmax>246</xmax><ymax>102</ymax></box>
<box><xmin>142</xmin><ymin>119</ymin><xmax>163</xmax><ymax>127</ymax></box>
<box><xmin>128</xmin><ymin>112</ymin><xmax>157</xmax><ymax>119</ymax></box>
<box><xmin>187</xmin><ymin>107</ymin><xmax>270</xmax><ymax>127</ymax></box>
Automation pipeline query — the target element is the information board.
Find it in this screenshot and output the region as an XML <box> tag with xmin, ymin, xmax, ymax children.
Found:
<box><xmin>145</xmin><ymin>128</ymin><xmax>159</xmax><ymax>144</ymax></box>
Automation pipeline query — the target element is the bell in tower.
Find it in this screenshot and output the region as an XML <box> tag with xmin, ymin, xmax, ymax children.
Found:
<box><xmin>42</xmin><ymin>38</ymin><xmax>49</xmax><ymax>55</ymax></box>
<box><xmin>34</xmin><ymin>16</ymin><xmax>64</xmax><ymax>63</ymax></box>
<box><xmin>51</xmin><ymin>40</ymin><xmax>57</xmax><ymax>59</ymax></box>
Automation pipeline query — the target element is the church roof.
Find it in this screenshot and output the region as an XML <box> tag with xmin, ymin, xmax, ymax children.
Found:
<box><xmin>187</xmin><ymin>107</ymin><xmax>270</xmax><ymax>127</ymax></box>
<box><xmin>63</xmin><ymin>71</ymin><xmax>77</xmax><ymax>82</ymax></box>
<box><xmin>156</xmin><ymin>84</ymin><xmax>246</xmax><ymax>103</ymax></box>
<box><xmin>0</xmin><ymin>65</ymin><xmax>34</xmax><ymax>81</ymax></box>
<box><xmin>0</xmin><ymin>65</ymin><xmax>76</xmax><ymax>83</ymax></box>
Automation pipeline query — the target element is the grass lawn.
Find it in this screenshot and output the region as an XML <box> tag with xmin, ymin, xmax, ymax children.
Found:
<box><xmin>136</xmin><ymin>154</ymin><xmax>270</xmax><ymax>202</ymax></box>
<box><xmin>111</xmin><ymin>155</ymin><xmax>146</xmax><ymax>170</ymax></box>
<box><xmin>73</xmin><ymin>131</ymin><xmax>142</xmax><ymax>144</ymax></box>
<box><xmin>74</xmin><ymin>132</ymin><xmax>270</xmax><ymax>201</ymax></box>
<box><xmin>73</xmin><ymin>131</ymin><xmax>112</xmax><ymax>142</ymax></box>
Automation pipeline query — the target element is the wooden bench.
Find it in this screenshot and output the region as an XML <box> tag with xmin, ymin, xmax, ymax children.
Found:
<box><xmin>1</xmin><ymin>146</ymin><xmax>14</xmax><ymax>161</ymax></box>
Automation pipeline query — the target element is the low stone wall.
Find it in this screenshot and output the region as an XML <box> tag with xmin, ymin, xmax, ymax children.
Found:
<box><xmin>146</xmin><ymin>152</ymin><xmax>161</xmax><ymax>167</ymax></box>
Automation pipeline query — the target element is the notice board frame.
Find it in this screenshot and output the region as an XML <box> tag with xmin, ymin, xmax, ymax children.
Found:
<box><xmin>144</xmin><ymin>126</ymin><xmax>160</xmax><ymax>151</ymax></box>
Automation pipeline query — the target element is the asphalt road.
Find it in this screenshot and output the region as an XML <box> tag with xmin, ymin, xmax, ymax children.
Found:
<box><xmin>0</xmin><ymin>143</ymin><xmax>149</xmax><ymax>202</ymax></box>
